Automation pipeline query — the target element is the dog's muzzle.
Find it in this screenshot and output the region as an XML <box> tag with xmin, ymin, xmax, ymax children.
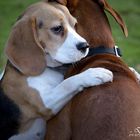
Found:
<box><xmin>76</xmin><ymin>42</ymin><xmax>89</xmax><ymax>53</ymax></box>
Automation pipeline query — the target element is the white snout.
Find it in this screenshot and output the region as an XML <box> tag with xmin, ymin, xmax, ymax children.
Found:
<box><xmin>53</xmin><ymin>25</ymin><xmax>89</xmax><ymax>64</ymax></box>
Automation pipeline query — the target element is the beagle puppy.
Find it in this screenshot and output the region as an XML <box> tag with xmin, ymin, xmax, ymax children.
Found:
<box><xmin>0</xmin><ymin>1</ymin><xmax>113</xmax><ymax>140</ymax></box>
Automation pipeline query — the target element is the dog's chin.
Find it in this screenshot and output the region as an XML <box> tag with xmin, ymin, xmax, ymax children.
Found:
<box><xmin>46</xmin><ymin>50</ymin><xmax>88</xmax><ymax>68</ymax></box>
<box><xmin>46</xmin><ymin>55</ymin><xmax>80</xmax><ymax>68</ymax></box>
<box><xmin>45</xmin><ymin>54</ymin><xmax>63</xmax><ymax>68</ymax></box>
<box><xmin>54</xmin><ymin>53</ymin><xmax>88</xmax><ymax>65</ymax></box>
<box><xmin>46</xmin><ymin>55</ymin><xmax>72</xmax><ymax>68</ymax></box>
<box><xmin>53</xmin><ymin>56</ymin><xmax>84</xmax><ymax>65</ymax></box>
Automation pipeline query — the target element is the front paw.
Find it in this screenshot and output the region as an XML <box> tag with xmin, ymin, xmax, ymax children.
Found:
<box><xmin>80</xmin><ymin>68</ymin><xmax>113</xmax><ymax>87</ymax></box>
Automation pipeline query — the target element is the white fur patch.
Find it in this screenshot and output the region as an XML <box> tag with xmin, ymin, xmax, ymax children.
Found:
<box><xmin>27</xmin><ymin>67</ymin><xmax>113</xmax><ymax>114</ymax></box>
<box><xmin>53</xmin><ymin>25</ymin><xmax>89</xmax><ymax>63</ymax></box>
<box><xmin>27</xmin><ymin>68</ymin><xmax>64</xmax><ymax>105</ymax></box>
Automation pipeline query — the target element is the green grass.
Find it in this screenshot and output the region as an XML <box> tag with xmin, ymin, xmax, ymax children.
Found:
<box><xmin>108</xmin><ymin>0</ymin><xmax>140</xmax><ymax>71</ymax></box>
<box><xmin>0</xmin><ymin>0</ymin><xmax>140</xmax><ymax>72</ymax></box>
<box><xmin>0</xmin><ymin>0</ymin><xmax>39</xmax><ymax>72</ymax></box>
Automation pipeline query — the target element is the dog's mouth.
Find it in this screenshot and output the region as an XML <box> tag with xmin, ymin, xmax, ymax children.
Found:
<box><xmin>53</xmin><ymin>59</ymin><xmax>63</xmax><ymax>65</ymax></box>
<box><xmin>44</xmin><ymin>47</ymin><xmax>89</xmax><ymax>68</ymax></box>
<box><xmin>45</xmin><ymin>53</ymin><xmax>63</xmax><ymax>67</ymax></box>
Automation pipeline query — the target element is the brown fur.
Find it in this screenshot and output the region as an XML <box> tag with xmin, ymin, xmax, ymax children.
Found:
<box><xmin>5</xmin><ymin>13</ymin><xmax>46</xmax><ymax>76</ymax></box>
<box><xmin>45</xmin><ymin>0</ymin><xmax>140</xmax><ymax>140</ymax></box>
<box><xmin>1</xmin><ymin>1</ymin><xmax>78</xmax><ymax>133</ymax></box>
<box><xmin>1</xmin><ymin>62</ymin><xmax>52</xmax><ymax>132</ymax></box>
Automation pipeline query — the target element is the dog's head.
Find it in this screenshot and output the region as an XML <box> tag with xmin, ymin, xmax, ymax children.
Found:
<box><xmin>51</xmin><ymin>0</ymin><xmax>128</xmax><ymax>47</ymax></box>
<box><xmin>5</xmin><ymin>1</ymin><xmax>89</xmax><ymax>76</ymax></box>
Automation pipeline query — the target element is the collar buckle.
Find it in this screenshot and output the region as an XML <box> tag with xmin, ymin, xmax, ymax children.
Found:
<box><xmin>87</xmin><ymin>45</ymin><xmax>122</xmax><ymax>57</ymax></box>
<box><xmin>114</xmin><ymin>46</ymin><xmax>121</xmax><ymax>57</ymax></box>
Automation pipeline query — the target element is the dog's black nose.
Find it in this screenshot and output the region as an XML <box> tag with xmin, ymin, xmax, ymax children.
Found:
<box><xmin>76</xmin><ymin>42</ymin><xmax>89</xmax><ymax>53</ymax></box>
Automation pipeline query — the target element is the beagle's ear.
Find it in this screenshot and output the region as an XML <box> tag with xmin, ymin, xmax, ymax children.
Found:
<box><xmin>5</xmin><ymin>16</ymin><xmax>46</xmax><ymax>76</ymax></box>
<box><xmin>96</xmin><ymin>0</ymin><xmax>128</xmax><ymax>37</ymax></box>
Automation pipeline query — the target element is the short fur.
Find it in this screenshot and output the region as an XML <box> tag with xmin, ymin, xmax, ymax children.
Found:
<box><xmin>0</xmin><ymin>1</ymin><xmax>114</xmax><ymax>139</ymax></box>
<box><xmin>0</xmin><ymin>84</ymin><xmax>21</xmax><ymax>140</ymax></box>
<box><xmin>45</xmin><ymin>0</ymin><xmax>140</xmax><ymax>140</ymax></box>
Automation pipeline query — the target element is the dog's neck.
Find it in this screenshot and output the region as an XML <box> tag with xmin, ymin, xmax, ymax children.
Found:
<box><xmin>49</xmin><ymin>65</ymin><xmax>71</xmax><ymax>75</ymax></box>
<box><xmin>45</xmin><ymin>54</ymin><xmax>71</xmax><ymax>75</ymax></box>
<box><xmin>65</xmin><ymin>54</ymin><xmax>137</xmax><ymax>83</ymax></box>
<box><xmin>87</xmin><ymin>46</ymin><xmax>122</xmax><ymax>57</ymax></box>
<box><xmin>51</xmin><ymin>45</ymin><xmax>122</xmax><ymax>76</ymax></box>
<box><xmin>71</xmin><ymin>0</ymin><xmax>115</xmax><ymax>48</ymax></box>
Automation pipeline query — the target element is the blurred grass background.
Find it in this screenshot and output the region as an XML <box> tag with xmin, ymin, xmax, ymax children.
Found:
<box><xmin>0</xmin><ymin>0</ymin><xmax>140</xmax><ymax>72</ymax></box>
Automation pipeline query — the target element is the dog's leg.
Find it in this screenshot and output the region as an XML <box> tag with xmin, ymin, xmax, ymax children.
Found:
<box><xmin>8</xmin><ymin>118</ymin><xmax>46</xmax><ymax>140</ymax></box>
<box><xmin>9</xmin><ymin>68</ymin><xmax>112</xmax><ymax>140</ymax></box>
<box><xmin>129</xmin><ymin>67</ymin><xmax>140</xmax><ymax>83</ymax></box>
<box><xmin>44</xmin><ymin>68</ymin><xmax>113</xmax><ymax>114</ymax></box>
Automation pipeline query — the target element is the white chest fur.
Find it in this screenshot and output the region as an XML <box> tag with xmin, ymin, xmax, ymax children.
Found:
<box><xmin>27</xmin><ymin>68</ymin><xmax>64</xmax><ymax>107</ymax></box>
<box><xmin>27</xmin><ymin>67</ymin><xmax>113</xmax><ymax>114</ymax></box>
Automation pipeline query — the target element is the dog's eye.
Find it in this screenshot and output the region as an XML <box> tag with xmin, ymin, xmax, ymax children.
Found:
<box><xmin>51</xmin><ymin>25</ymin><xmax>64</xmax><ymax>35</ymax></box>
<box><xmin>38</xmin><ymin>21</ymin><xmax>43</xmax><ymax>29</ymax></box>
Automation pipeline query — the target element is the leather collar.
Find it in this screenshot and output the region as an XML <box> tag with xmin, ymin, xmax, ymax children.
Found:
<box><xmin>87</xmin><ymin>46</ymin><xmax>122</xmax><ymax>57</ymax></box>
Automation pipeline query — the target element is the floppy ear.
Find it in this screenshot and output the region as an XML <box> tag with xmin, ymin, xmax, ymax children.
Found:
<box><xmin>5</xmin><ymin>16</ymin><xmax>46</xmax><ymax>76</ymax></box>
<box><xmin>96</xmin><ymin>0</ymin><xmax>128</xmax><ymax>37</ymax></box>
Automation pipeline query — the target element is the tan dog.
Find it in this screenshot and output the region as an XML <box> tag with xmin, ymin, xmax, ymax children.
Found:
<box><xmin>0</xmin><ymin>1</ymin><xmax>114</xmax><ymax>140</ymax></box>
<box><xmin>44</xmin><ymin>0</ymin><xmax>140</xmax><ymax>140</ymax></box>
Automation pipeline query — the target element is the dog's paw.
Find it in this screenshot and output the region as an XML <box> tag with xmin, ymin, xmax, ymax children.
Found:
<box><xmin>130</xmin><ymin>67</ymin><xmax>140</xmax><ymax>83</ymax></box>
<box><xmin>79</xmin><ymin>68</ymin><xmax>113</xmax><ymax>87</ymax></box>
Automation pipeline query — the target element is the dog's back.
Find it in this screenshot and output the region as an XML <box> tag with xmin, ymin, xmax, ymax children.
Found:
<box><xmin>46</xmin><ymin>55</ymin><xmax>140</xmax><ymax>140</ymax></box>
<box><xmin>65</xmin><ymin>55</ymin><xmax>140</xmax><ymax>140</ymax></box>
<box><xmin>70</xmin><ymin>82</ymin><xmax>140</xmax><ymax>140</ymax></box>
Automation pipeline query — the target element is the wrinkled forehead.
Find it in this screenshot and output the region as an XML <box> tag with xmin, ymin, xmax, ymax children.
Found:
<box><xmin>51</xmin><ymin>3</ymin><xmax>77</xmax><ymax>24</ymax></box>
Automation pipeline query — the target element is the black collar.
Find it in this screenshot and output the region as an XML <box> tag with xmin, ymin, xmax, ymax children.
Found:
<box><xmin>87</xmin><ymin>46</ymin><xmax>122</xmax><ymax>57</ymax></box>
<box><xmin>63</xmin><ymin>46</ymin><xmax>122</xmax><ymax>67</ymax></box>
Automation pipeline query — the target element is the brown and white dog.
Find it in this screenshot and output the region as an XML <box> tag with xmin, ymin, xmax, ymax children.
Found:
<box><xmin>0</xmin><ymin>1</ymin><xmax>114</xmax><ymax>140</ymax></box>
<box><xmin>44</xmin><ymin>0</ymin><xmax>140</xmax><ymax>140</ymax></box>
